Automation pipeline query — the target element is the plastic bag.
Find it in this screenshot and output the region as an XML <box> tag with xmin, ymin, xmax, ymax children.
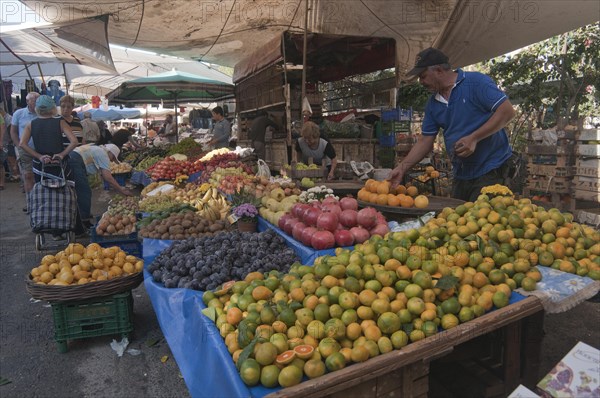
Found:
<box><xmin>256</xmin><ymin>159</ymin><xmax>271</xmax><ymax>179</ymax></box>
<box><xmin>350</xmin><ymin>161</ymin><xmax>375</xmax><ymax>180</ymax></box>
<box><xmin>302</xmin><ymin>96</ymin><xmax>313</xmax><ymax>116</ymax></box>
<box><xmin>388</xmin><ymin>212</ymin><xmax>436</xmax><ymax>232</ymax></box>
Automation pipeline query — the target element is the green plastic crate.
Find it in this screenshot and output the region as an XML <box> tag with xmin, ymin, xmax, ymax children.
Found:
<box><xmin>51</xmin><ymin>291</ymin><xmax>134</xmax><ymax>353</ymax></box>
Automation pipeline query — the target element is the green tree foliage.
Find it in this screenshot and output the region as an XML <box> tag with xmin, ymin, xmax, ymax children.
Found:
<box><xmin>484</xmin><ymin>23</ymin><xmax>600</xmax><ymax>127</ymax></box>
<box><xmin>397</xmin><ymin>81</ymin><xmax>429</xmax><ymax>112</ymax></box>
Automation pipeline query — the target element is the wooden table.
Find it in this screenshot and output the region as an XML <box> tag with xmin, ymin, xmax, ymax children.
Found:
<box><xmin>358</xmin><ymin>196</ymin><xmax>466</xmax><ymax>222</ymax></box>
<box><xmin>321</xmin><ymin>181</ymin><xmax>364</xmax><ymax>197</ymax></box>
<box><xmin>266</xmin><ymin>296</ymin><xmax>545</xmax><ymax>398</ymax></box>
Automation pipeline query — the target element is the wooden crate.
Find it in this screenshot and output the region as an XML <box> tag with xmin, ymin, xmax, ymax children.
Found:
<box><xmin>266</xmin><ymin>297</ymin><xmax>544</xmax><ymax>398</ymax></box>
<box><xmin>572</xmin><ymin>130</ymin><xmax>600</xmax><ymax>204</ymax></box>
<box><xmin>577</xmin><ymin>128</ymin><xmax>600</xmax><ymax>142</ymax></box>
<box><xmin>526</xmin><ymin>176</ymin><xmax>571</xmax><ymax>193</ymax></box>
<box><xmin>575</xmin><ymin>158</ymin><xmax>600</xmax><ymax>178</ymax></box>
<box><xmin>575</xmin><ymin>208</ymin><xmax>600</xmax><ymax>227</ymax></box>
<box><xmin>522</xmin><ymin>189</ymin><xmax>571</xmax><ymax>211</ymax></box>
<box><xmin>331</xmin><ymin>142</ymin><xmax>345</xmax><ymax>161</ymax></box>
<box><xmin>266</xmin><ymin>140</ymin><xmax>288</xmax><ymax>171</ymax></box>
<box><xmin>526</xmin><ymin>144</ymin><xmax>575</xmax><ymax>156</ymax></box>
<box><xmin>527</xmin><ymin>163</ymin><xmax>574</xmax><ymax>177</ymax></box>
<box><xmin>528</xmin><ymin>129</ymin><xmax>576</xmax><ymax>143</ymax></box>
<box><xmin>573</xmin><ymin>190</ymin><xmax>600</xmax><ymax>201</ymax></box>
<box><xmin>289</xmin><ymin>163</ymin><xmax>326</xmax><ymax>180</ymax></box>
<box><xmin>526</xmin><ymin>151</ymin><xmax>576</xmax><ymax>166</ymax></box>
<box><xmin>573</xmin><ymin>176</ymin><xmax>600</xmax><ymax>192</ymax></box>
<box><xmin>577</xmin><ymin>144</ymin><xmax>600</xmax><ymax>157</ymax></box>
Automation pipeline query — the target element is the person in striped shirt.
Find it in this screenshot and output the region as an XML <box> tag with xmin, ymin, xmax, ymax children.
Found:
<box><xmin>59</xmin><ymin>95</ymin><xmax>83</xmax><ymax>144</ymax></box>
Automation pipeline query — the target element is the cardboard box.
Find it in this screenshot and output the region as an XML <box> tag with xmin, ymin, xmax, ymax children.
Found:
<box><xmin>537</xmin><ymin>342</ymin><xmax>600</xmax><ymax>398</ymax></box>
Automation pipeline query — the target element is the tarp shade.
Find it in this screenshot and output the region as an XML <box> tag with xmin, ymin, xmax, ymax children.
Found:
<box><xmin>231</xmin><ymin>35</ymin><xmax>284</xmax><ymax>84</ymax></box>
<box><xmin>2</xmin><ymin>45</ymin><xmax>234</xmax><ymax>99</ymax></box>
<box><xmin>75</xmin><ymin>106</ymin><xmax>141</xmax><ymax>121</ymax></box>
<box><xmin>233</xmin><ymin>32</ymin><xmax>396</xmax><ymax>84</ymax></box>
<box><xmin>106</xmin><ymin>69</ymin><xmax>235</xmax><ymax>104</ymax></box>
<box><xmin>21</xmin><ymin>0</ymin><xmax>599</xmax><ymax>79</ymax></box>
<box><xmin>0</xmin><ymin>15</ymin><xmax>115</xmax><ymax>71</ymax></box>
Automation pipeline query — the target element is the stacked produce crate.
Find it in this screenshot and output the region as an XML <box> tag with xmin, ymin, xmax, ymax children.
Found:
<box><xmin>573</xmin><ymin>129</ymin><xmax>600</xmax><ymax>202</ymax></box>
<box><xmin>52</xmin><ymin>291</ymin><xmax>135</xmax><ymax>353</ymax></box>
<box><xmin>376</xmin><ymin>108</ymin><xmax>412</xmax><ymax>168</ymax></box>
<box><xmin>571</xmin><ymin>129</ymin><xmax>600</xmax><ymax>226</ymax></box>
<box><xmin>524</xmin><ymin>129</ymin><xmax>576</xmax><ymax>210</ymax></box>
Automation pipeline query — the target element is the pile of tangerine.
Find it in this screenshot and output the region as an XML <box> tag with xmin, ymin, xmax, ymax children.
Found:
<box><xmin>357</xmin><ymin>179</ymin><xmax>429</xmax><ymax>208</ymax></box>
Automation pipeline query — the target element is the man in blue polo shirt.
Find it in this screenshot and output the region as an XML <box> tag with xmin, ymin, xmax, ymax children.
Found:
<box><xmin>389</xmin><ymin>48</ymin><xmax>515</xmax><ymax>201</ymax></box>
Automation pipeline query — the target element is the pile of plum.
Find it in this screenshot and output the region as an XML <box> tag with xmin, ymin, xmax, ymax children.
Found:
<box><xmin>148</xmin><ymin>230</ymin><xmax>299</xmax><ymax>291</ymax></box>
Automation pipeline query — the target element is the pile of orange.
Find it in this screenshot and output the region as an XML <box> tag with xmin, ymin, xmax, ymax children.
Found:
<box><xmin>357</xmin><ymin>179</ymin><xmax>429</xmax><ymax>209</ymax></box>
<box><xmin>201</xmin><ymin>192</ymin><xmax>600</xmax><ymax>390</ymax></box>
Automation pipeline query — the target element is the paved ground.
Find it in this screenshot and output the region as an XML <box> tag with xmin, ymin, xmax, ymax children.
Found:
<box><xmin>0</xmin><ymin>181</ymin><xmax>189</xmax><ymax>398</ymax></box>
<box><xmin>0</xmin><ymin>178</ymin><xmax>598</xmax><ymax>397</ymax></box>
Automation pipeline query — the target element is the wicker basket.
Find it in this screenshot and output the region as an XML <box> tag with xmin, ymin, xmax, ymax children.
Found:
<box><xmin>25</xmin><ymin>272</ymin><xmax>143</xmax><ymax>303</ymax></box>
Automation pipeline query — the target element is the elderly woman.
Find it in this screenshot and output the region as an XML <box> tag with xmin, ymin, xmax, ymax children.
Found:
<box><xmin>295</xmin><ymin>121</ymin><xmax>337</xmax><ymax>180</ymax></box>
<box><xmin>19</xmin><ymin>95</ymin><xmax>78</xmax><ymax>182</ymax></box>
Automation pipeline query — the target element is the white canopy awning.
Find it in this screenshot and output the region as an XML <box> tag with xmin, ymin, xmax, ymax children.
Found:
<box><xmin>2</xmin><ymin>45</ymin><xmax>233</xmax><ymax>99</ymax></box>
<box><xmin>0</xmin><ymin>15</ymin><xmax>115</xmax><ymax>94</ymax></box>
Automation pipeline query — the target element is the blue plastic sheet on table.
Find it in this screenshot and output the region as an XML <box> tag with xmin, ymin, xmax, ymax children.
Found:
<box><xmin>188</xmin><ymin>171</ymin><xmax>201</xmax><ymax>183</ymax></box>
<box><xmin>130</xmin><ymin>171</ymin><xmax>153</xmax><ymax>186</ymax></box>
<box><xmin>257</xmin><ymin>217</ymin><xmax>346</xmax><ymax>265</ymax></box>
<box><xmin>142</xmin><ymin>237</ymin><xmax>527</xmax><ymax>398</ymax></box>
<box><xmin>143</xmin><ymin>238</ymin><xmax>175</xmax><ymax>260</ymax></box>
<box><xmin>142</xmin><ymin>259</ymin><xmax>282</xmax><ymax>397</ymax></box>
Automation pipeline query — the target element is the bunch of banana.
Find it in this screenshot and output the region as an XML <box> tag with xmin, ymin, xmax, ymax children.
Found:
<box><xmin>174</xmin><ymin>174</ymin><xmax>189</xmax><ymax>185</ymax></box>
<box><xmin>198</xmin><ymin>183</ymin><xmax>212</xmax><ymax>194</ymax></box>
<box><xmin>193</xmin><ymin>186</ymin><xmax>231</xmax><ymax>221</ymax></box>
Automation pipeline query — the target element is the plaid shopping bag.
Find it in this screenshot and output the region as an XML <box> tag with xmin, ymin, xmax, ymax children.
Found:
<box><xmin>29</xmin><ymin>181</ymin><xmax>77</xmax><ymax>232</ymax></box>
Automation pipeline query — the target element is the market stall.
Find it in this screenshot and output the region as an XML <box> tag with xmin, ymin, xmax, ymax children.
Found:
<box><xmin>140</xmin><ymin>259</ymin><xmax>542</xmax><ymax>398</ymax></box>
<box><xmin>233</xmin><ymin>32</ymin><xmax>395</xmax><ymax>171</ymax></box>
<box><xmin>23</xmin><ymin>142</ymin><xmax>600</xmax><ymax>398</ymax></box>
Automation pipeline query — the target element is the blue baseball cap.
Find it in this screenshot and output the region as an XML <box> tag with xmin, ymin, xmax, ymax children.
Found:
<box><xmin>35</xmin><ymin>95</ymin><xmax>56</xmax><ymax>113</ymax></box>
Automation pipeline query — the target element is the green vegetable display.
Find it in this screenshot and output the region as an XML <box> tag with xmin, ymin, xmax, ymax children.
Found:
<box><xmin>167</xmin><ymin>137</ymin><xmax>202</xmax><ymax>156</ymax></box>
<box><xmin>134</xmin><ymin>155</ymin><xmax>162</xmax><ymax>171</ymax></box>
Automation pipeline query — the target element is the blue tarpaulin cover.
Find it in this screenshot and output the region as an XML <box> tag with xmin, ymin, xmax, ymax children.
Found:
<box><xmin>144</xmin><ymin>244</ymin><xmax>280</xmax><ymax>398</ymax></box>
<box><xmin>130</xmin><ymin>171</ymin><xmax>153</xmax><ymax>186</ymax></box>
<box><xmin>142</xmin><ymin>233</ymin><xmax>527</xmax><ymax>398</ymax></box>
<box><xmin>132</xmin><ymin>171</ymin><xmax>201</xmax><ymax>187</ymax></box>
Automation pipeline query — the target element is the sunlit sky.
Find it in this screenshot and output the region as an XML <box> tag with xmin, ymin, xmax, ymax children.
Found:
<box><xmin>0</xmin><ymin>0</ymin><xmax>52</xmax><ymax>32</ymax></box>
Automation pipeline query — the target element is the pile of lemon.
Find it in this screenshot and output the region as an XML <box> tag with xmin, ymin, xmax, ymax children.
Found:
<box><xmin>30</xmin><ymin>243</ymin><xmax>143</xmax><ymax>286</ymax></box>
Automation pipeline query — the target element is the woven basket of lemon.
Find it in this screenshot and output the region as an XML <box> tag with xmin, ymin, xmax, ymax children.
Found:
<box><xmin>26</xmin><ymin>243</ymin><xmax>143</xmax><ymax>302</ymax></box>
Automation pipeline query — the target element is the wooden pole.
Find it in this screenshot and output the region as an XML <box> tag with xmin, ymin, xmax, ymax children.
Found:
<box><xmin>174</xmin><ymin>93</ymin><xmax>179</xmax><ymax>143</ymax></box>
<box><xmin>36</xmin><ymin>63</ymin><xmax>45</xmax><ymax>86</ymax></box>
<box><xmin>62</xmin><ymin>63</ymin><xmax>69</xmax><ymax>95</ymax></box>
<box><xmin>301</xmin><ymin>0</ymin><xmax>309</xmax><ymax>126</ymax></box>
